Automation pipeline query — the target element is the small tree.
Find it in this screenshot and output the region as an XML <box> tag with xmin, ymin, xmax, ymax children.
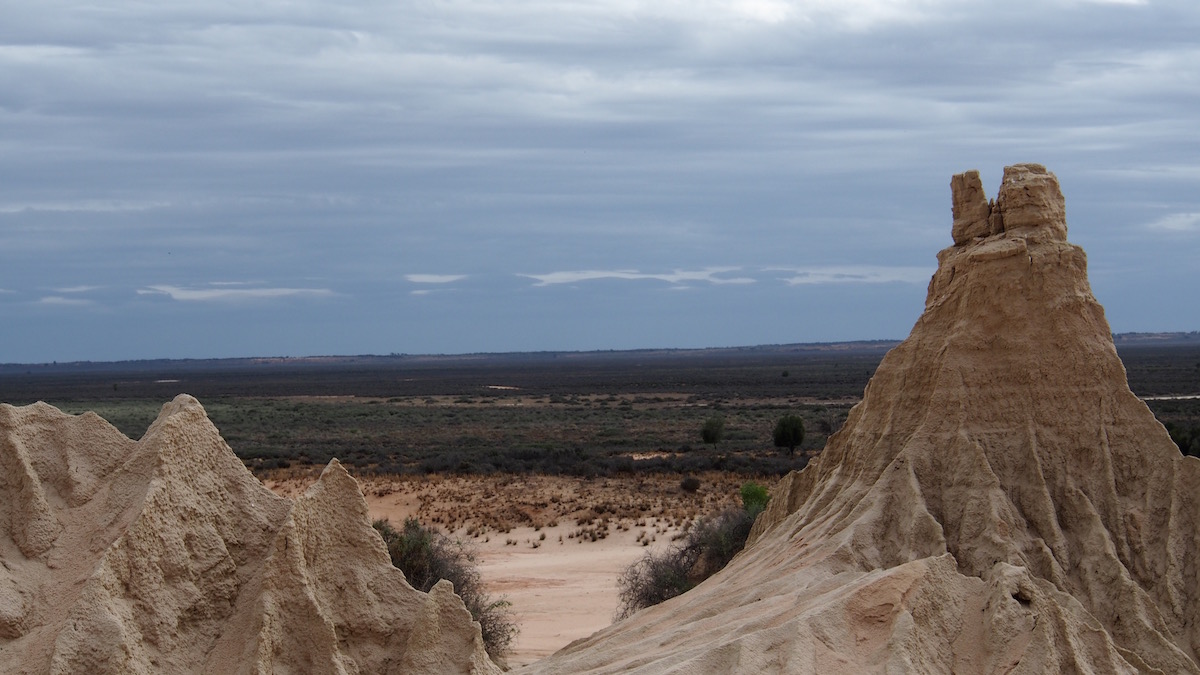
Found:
<box><xmin>700</xmin><ymin>415</ymin><xmax>725</xmax><ymax>444</ymax></box>
<box><xmin>772</xmin><ymin>415</ymin><xmax>805</xmax><ymax>456</ymax></box>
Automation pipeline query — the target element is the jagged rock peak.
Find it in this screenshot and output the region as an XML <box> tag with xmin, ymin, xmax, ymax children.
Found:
<box><xmin>951</xmin><ymin>163</ymin><xmax>1067</xmax><ymax>245</ymax></box>
<box><xmin>0</xmin><ymin>395</ymin><xmax>499</xmax><ymax>675</ymax></box>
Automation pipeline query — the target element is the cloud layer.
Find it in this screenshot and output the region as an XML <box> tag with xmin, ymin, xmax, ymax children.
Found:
<box><xmin>1</xmin><ymin>0</ymin><xmax>1197</xmax><ymax>361</ymax></box>
<box><xmin>521</xmin><ymin>268</ymin><xmax>757</xmax><ymax>286</ymax></box>
<box><xmin>137</xmin><ymin>285</ymin><xmax>337</xmax><ymax>302</ymax></box>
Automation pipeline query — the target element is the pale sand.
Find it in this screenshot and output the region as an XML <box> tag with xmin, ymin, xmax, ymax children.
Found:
<box><xmin>267</xmin><ymin>473</ymin><xmax>723</xmax><ymax>667</ymax></box>
<box><xmin>467</xmin><ymin>525</ymin><xmax>673</xmax><ymax>667</ymax></box>
<box><xmin>362</xmin><ymin>494</ymin><xmax>679</xmax><ymax>667</ymax></box>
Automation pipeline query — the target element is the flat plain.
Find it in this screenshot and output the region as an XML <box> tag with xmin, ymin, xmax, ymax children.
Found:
<box><xmin>3</xmin><ymin>339</ymin><xmax>1198</xmax><ymax>481</ymax></box>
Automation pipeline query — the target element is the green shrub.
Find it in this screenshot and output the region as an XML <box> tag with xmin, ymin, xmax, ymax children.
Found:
<box><xmin>679</xmin><ymin>476</ymin><xmax>701</xmax><ymax>493</ymax></box>
<box><xmin>739</xmin><ymin>481</ymin><xmax>770</xmax><ymax>517</ymax></box>
<box><xmin>700</xmin><ymin>415</ymin><xmax>725</xmax><ymax>444</ymax></box>
<box><xmin>373</xmin><ymin>518</ymin><xmax>517</xmax><ymax>659</ymax></box>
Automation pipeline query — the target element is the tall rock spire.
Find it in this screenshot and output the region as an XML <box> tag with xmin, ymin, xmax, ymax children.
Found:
<box><xmin>527</xmin><ymin>165</ymin><xmax>1200</xmax><ymax>674</ymax></box>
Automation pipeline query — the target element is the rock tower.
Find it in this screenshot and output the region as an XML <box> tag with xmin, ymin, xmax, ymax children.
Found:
<box><xmin>525</xmin><ymin>165</ymin><xmax>1200</xmax><ymax>674</ymax></box>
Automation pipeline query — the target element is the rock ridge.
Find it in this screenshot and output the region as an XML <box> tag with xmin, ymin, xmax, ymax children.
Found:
<box><xmin>0</xmin><ymin>394</ymin><xmax>499</xmax><ymax>675</ymax></box>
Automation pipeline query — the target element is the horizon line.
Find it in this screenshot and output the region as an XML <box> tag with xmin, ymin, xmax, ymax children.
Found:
<box><xmin>2</xmin><ymin>331</ymin><xmax>1198</xmax><ymax>371</ymax></box>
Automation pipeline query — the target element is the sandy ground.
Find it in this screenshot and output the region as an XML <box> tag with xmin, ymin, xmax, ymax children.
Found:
<box><xmin>265</xmin><ymin>472</ymin><xmax>733</xmax><ymax>667</ymax></box>
<box><xmin>468</xmin><ymin>524</ymin><xmax>674</xmax><ymax>667</ymax></box>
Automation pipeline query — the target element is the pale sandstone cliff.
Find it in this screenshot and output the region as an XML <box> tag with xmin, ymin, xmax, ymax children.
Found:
<box><xmin>0</xmin><ymin>395</ymin><xmax>499</xmax><ymax>675</ymax></box>
<box><xmin>523</xmin><ymin>164</ymin><xmax>1200</xmax><ymax>674</ymax></box>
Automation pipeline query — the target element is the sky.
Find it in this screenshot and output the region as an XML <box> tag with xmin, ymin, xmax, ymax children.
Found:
<box><xmin>1</xmin><ymin>0</ymin><xmax>1198</xmax><ymax>363</ymax></box>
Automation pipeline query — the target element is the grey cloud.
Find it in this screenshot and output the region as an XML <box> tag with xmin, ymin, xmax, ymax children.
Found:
<box><xmin>777</xmin><ymin>266</ymin><xmax>933</xmax><ymax>285</ymax></box>
<box><xmin>521</xmin><ymin>268</ymin><xmax>756</xmax><ymax>287</ymax></box>
<box><xmin>51</xmin><ymin>285</ymin><xmax>101</xmax><ymax>293</ymax></box>
<box><xmin>35</xmin><ymin>296</ymin><xmax>94</xmax><ymax>307</ymax></box>
<box><xmin>405</xmin><ymin>274</ymin><xmax>468</xmax><ymax>284</ymax></box>
<box><xmin>0</xmin><ymin>199</ymin><xmax>170</xmax><ymax>214</ymax></box>
<box><xmin>1145</xmin><ymin>213</ymin><xmax>1200</xmax><ymax>232</ymax></box>
<box><xmin>137</xmin><ymin>284</ymin><xmax>337</xmax><ymax>302</ymax></box>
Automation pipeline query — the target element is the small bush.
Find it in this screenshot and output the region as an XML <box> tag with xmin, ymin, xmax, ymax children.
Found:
<box><xmin>739</xmin><ymin>481</ymin><xmax>770</xmax><ymax>517</ymax></box>
<box><xmin>373</xmin><ymin>518</ymin><xmax>517</xmax><ymax>659</ymax></box>
<box><xmin>615</xmin><ymin>507</ymin><xmax>754</xmax><ymax>620</ymax></box>
<box><xmin>614</xmin><ymin>546</ymin><xmax>696</xmax><ymax>620</ymax></box>
<box><xmin>679</xmin><ymin>476</ymin><xmax>701</xmax><ymax>493</ymax></box>
<box><xmin>700</xmin><ymin>415</ymin><xmax>725</xmax><ymax>444</ymax></box>
<box><xmin>685</xmin><ymin>508</ymin><xmax>755</xmax><ymax>577</ymax></box>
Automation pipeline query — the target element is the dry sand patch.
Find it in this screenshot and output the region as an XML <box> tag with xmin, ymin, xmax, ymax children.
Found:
<box><xmin>470</xmin><ymin>524</ymin><xmax>678</xmax><ymax>667</ymax></box>
<box><xmin>264</xmin><ymin>471</ymin><xmax>753</xmax><ymax>666</ymax></box>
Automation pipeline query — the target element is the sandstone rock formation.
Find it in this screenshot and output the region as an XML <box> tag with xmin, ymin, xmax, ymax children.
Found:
<box><xmin>0</xmin><ymin>395</ymin><xmax>499</xmax><ymax>675</ymax></box>
<box><xmin>951</xmin><ymin>162</ymin><xmax>1067</xmax><ymax>244</ymax></box>
<box><xmin>524</xmin><ymin>164</ymin><xmax>1200</xmax><ymax>673</ymax></box>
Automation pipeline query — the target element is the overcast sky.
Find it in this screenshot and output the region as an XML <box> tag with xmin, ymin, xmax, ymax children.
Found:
<box><xmin>1</xmin><ymin>0</ymin><xmax>1197</xmax><ymax>363</ymax></box>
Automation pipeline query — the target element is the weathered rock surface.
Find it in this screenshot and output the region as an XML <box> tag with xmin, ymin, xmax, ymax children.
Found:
<box><xmin>950</xmin><ymin>169</ymin><xmax>991</xmax><ymax>243</ymax></box>
<box><xmin>950</xmin><ymin>163</ymin><xmax>1067</xmax><ymax>245</ymax></box>
<box><xmin>0</xmin><ymin>395</ymin><xmax>499</xmax><ymax>675</ymax></box>
<box><xmin>524</xmin><ymin>165</ymin><xmax>1200</xmax><ymax>674</ymax></box>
